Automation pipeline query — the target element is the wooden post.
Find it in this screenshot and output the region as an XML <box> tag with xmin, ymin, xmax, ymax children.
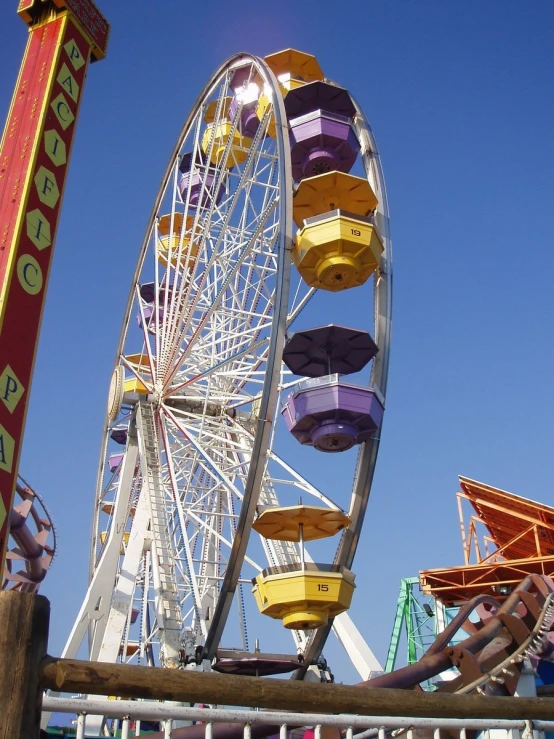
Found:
<box><xmin>0</xmin><ymin>591</ymin><xmax>50</xmax><ymax>739</ymax></box>
<box><xmin>41</xmin><ymin>655</ymin><xmax>554</xmax><ymax>720</ymax></box>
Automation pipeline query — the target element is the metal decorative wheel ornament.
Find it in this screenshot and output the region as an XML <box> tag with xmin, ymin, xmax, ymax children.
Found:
<box><xmin>63</xmin><ymin>49</ymin><xmax>392</xmax><ymax>685</ymax></box>
<box><xmin>2</xmin><ymin>476</ymin><xmax>56</xmax><ymax>593</ymax></box>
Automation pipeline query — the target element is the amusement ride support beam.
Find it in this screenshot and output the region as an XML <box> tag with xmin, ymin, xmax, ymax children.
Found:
<box><xmin>39</xmin><ymin>424</ymin><xmax>139</xmax><ymax>731</ymax></box>
<box><xmin>60</xmin><ymin>427</ymin><xmax>139</xmax><ymax>662</ymax></box>
<box><xmin>0</xmin><ymin>0</ymin><xmax>109</xmax><ymax>571</ymax></box>
<box><xmin>39</xmin><ymin>654</ymin><xmax>554</xmax><ymax>720</ymax></box>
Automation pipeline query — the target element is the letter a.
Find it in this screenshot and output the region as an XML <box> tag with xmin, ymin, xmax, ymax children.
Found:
<box><xmin>0</xmin><ymin>423</ymin><xmax>14</xmax><ymax>471</ymax></box>
<box><xmin>57</xmin><ymin>65</ymin><xmax>79</xmax><ymax>102</ymax></box>
<box><xmin>61</xmin><ymin>74</ymin><xmax>74</xmax><ymax>97</ymax></box>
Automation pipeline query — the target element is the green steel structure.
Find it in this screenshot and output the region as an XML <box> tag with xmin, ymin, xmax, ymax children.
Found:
<box><xmin>385</xmin><ymin>577</ymin><xmax>462</xmax><ymax>689</ymax></box>
<box><xmin>386</xmin><ymin>577</ymin><xmax>435</xmax><ymax>671</ymax></box>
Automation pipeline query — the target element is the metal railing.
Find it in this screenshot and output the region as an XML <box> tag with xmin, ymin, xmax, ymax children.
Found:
<box><xmin>42</xmin><ymin>698</ymin><xmax>554</xmax><ymax>739</ymax></box>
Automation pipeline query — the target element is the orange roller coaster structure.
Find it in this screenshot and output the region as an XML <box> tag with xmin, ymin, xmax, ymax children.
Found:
<box><xmin>420</xmin><ymin>477</ymin><xmax>554</xmax><ymax>605</ymax></box>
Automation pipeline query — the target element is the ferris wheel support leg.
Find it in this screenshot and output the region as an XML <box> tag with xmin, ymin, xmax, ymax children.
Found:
<box><xmin>331</xmin><ymin>612</ymin><xmax>384</xmax><ymax>681</ymax></box>
<box><xmin>93</xmin><ymin>481</ymin><xmax>150</xmax><ymax>663</ymax></box>
<box><xmin>136</xmin><ymin>403</ymin><xmax>182</xmax><ymax>666</ymax></box>
<box><xmin>85</xmin><ymin>461</ymin><xmax>153</xmax><ymax>736</ymax></box>
<box><xmin>62</xmin><ymin>430</ymin><xmax>140</xmax><ymax>660</ymax></box>
<box><xmin>40</xmin><ymin>429</ymin><xmax>139</xmax><ymax>730</ymax></box>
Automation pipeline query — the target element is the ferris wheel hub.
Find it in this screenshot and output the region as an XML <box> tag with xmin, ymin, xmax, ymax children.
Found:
<box><xmin>107</xmin><ymin>366</ymin><xmax>124</xmax><ymax>421</ymax></box>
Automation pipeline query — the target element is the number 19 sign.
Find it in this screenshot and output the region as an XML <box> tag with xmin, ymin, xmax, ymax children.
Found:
<box><xmin>0</xmin><ymin>0</ymin><xmax>109</xmax><ymax>569</ymax></box>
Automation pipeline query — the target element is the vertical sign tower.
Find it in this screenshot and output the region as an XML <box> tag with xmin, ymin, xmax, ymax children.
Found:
<box><xmin>0</xmin><ymin>1</ymin><xmax>109</xmax><ymax>567</ymax></box>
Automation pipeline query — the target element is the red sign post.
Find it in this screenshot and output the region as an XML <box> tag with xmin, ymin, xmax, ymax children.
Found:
<box><xmin>0</xmin><ymin>1</ymin><xmax>109</xmax><ymax>568</ymax></box>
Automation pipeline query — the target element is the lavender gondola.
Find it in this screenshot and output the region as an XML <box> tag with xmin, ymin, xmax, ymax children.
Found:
<box><xmin>289</xmin><ymin>110</ymin><xmax>360</xmax><ymax>181</ymax></box>
<box><xmin>139</xmin><ymin>283</ymin><xmax>156</xmax><ymax>303</ymax></box>
<box><xmin>179</xmin><ymin>150</ymin><xmax>223</xmax><ymax>207</ymax></box>
<box><xmin>108</xmin><ymin>453</ymin><xmax>124</xmax><ymax>473</ymax></box>
<box><xmin>282</xmin><ymin>375</ymin><xmax>384</xmax><ymax>452</ymax></box>
<box><xmin>137</xmin><ymin>303</ymin><xmax>162</xmax><ymax>332</ymax></box>
<box><xmin>137</xmin><ymin>283</ymin><xmax>163</xmax><ymax>331</ymax></box>
<box><xmin>137</xmin><ymin>282</ymin><xmax>186</xmax><ymax>330</ymax></box>
<box><xmin>229</xmin><ymin>85</ymin><xmax>261</xmax><ymax>137</ymax></box>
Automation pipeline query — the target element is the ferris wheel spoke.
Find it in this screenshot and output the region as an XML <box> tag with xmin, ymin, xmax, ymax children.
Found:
<box><xmin>161</xmin><ymin>400</ymin><xmax>269</xmax><ymax>648</ymax></box>
<box><xmin>159</xmin><ymin>414</ymin><xmax>209</xmax><ymax>639</ymax></box>
<box><xmin>162</xmin><ymin>405</ymin><xmax>249</xmax><ymax>504</ymax></box>
<box><xmin>135</xmin><ymin>284</ymin><xmax>158</xmax><ymax>378</ymax></box>
<box><xmin>167</xmin><ymin>334</ymin><xmax>270</xmax><ymax>397</ymax></box>
<box><xmin>228</xmin><ymin>415</ymin><xmax>341</xmax><ymax>510</ymax></box>
<box><xmin>167</xmin><ymin>312</ymin><xmax>275</xmax><ymax>402</ymax></box>
<box><xmin>183</xmin><ymin>507</ymin><xmax>261</xmax><ymax>574</ymax></box>
<box><xmin>162</xmin><ymin>168</ymin><xmax>264</xmax><ymax>350</ymax></box>
<box><xmin>162</xmin><ymin>152</ymin><xmax>278</xmax><ymax>379</ymax></box>
<box><xmin>163</xmin><ymin>248</ymin><xmax>274</xmax><ymax>387</ymax></box>
<box><xmin>169</xmin><ymin>412</ymin><xmax>251</xmax><ymax>459</ymax></box>
<box><xmin>214</xmin><ymin>271</ymin><xmax>307</xmax><ymax>405</ymax></box>
<box><xmin>118</xmin><ymin>354</ymin><xmax>154</xmax><ymax>393</ymax></box>
<box><xmin>287</xmin><ymin>281</ymin><xmax>316</xmax><ymax>326</ymax></box>
<box><xmin>200</xmin><ymin>81</ymin><xmax>238</xmax><ymax>173</ymax></box>
<box><xmin>177</xmin><ymin>307</ymin><xmax>274</xmax><ymax>376</ymax></box>
<box><xmin>162</xmin><ymin>200</ymin><xmax>279</xmax><ymax>390</ymax></box>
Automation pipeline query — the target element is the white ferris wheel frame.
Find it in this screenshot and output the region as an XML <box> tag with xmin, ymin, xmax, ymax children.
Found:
<box><xmin>58</xmin><ymin>53</ymin><xmax>392</xmax><ymax>687</ymax></box>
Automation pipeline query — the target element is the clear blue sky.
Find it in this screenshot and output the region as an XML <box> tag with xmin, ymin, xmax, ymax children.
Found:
<box><xmin>1</xmin><ymin>0</ymin><xmax>553</xmax><ymax>685</ymax></box>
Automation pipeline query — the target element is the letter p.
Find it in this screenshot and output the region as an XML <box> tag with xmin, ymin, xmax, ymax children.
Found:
<box><xmin>3</xmin><ymin>376</ymin><xmax>17</xmax><ymax>402</ymax></box>
<box><xmin>0</xmin><ymin>366</ymin><xmax>24</xmax><ymax>414</ymax></box>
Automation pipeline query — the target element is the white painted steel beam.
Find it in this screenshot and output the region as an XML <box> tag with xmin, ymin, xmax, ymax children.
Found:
<box><xmin>332</xmin><ymin>611</ymin><xmax>384</xmax><ymax>680</ymax></box>
<box><xmin>61</xmin><ymin>430</ymin><xmax>139</xmax><ymax>661</ymax></box>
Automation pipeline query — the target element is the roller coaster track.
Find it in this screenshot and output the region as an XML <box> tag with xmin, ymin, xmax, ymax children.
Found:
<box><xmin>363</xmin><ymin>574</ymin><xmax>554</xmax><ymax>696</ymax></box>
<box><xmin>2</xmin><ymin>476</ymin><xmax>56</xmax><ymax>593</ymax></box>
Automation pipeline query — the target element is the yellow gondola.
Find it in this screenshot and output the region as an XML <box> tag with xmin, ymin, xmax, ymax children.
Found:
<box><xmin>293</xmin><ymin>210</ymin><xmax>383</xmax><ymax>291</ymax></box>
<box><xmin>252</xmin><ymin>504</ymin><xmax>355</xmax><ymax>630</ymax></box>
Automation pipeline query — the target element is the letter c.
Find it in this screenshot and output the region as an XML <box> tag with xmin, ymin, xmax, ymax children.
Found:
<box><xmin>56</xmin><ymin>100</ymin><xmax>71</xmax><ymax>122</ymax></box>
<box><xmin>17</xmin><ymin>254</ymin><xmax>43</xmax><ymax>295</ymax></box>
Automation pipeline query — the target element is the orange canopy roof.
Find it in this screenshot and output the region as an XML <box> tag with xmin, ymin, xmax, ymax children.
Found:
<box><xmin>420</xmin><ymin>477</ymin><xmax>554</xmax><ymax>604</ymax></box>
<box><xmin>459</xmin><ymin>476</ymin><xmax>554</xmax><ymax>559</ymax></box>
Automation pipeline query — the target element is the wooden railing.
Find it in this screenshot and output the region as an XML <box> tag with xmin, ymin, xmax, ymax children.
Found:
<box><xmin>2</xmin><ymin>591</ymin><xmax>554</xmax><ymax>739</ymax></box>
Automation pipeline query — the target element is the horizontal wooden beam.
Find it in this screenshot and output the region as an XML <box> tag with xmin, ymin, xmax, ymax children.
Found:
<box><xmin>41</xmin><ymin>656</ymin><xmax>554</xmax><ymax>720</ymax></box>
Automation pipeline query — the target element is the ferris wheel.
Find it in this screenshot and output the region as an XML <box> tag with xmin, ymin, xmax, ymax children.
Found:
<box><xmin>62</xmin><ymin>49</ymin><xmax>392</xmax><ymax>684</ymax></box>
